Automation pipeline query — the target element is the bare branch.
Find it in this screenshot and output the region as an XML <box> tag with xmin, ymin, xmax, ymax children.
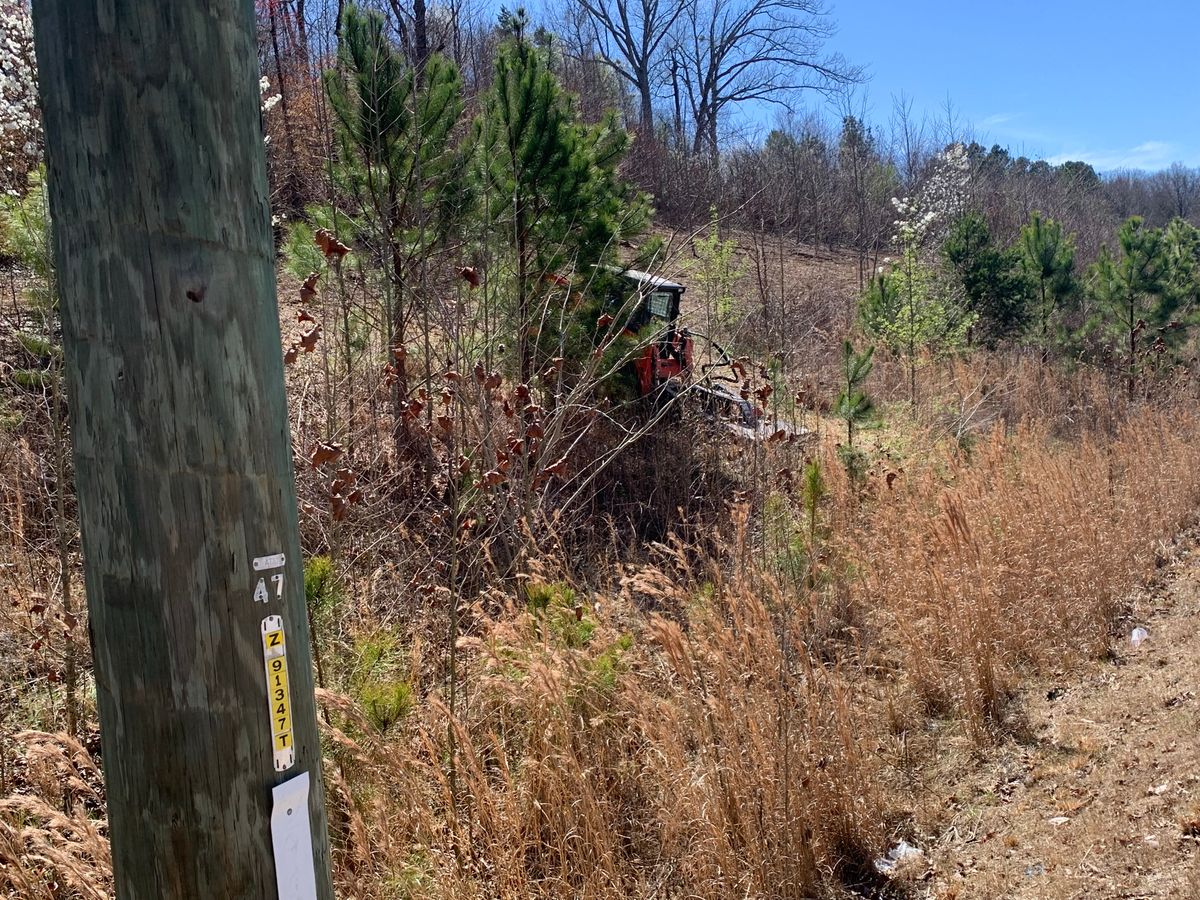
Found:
<box><xmin>676</xmin><ymin>0</ymin><xmax>862</xmax><ymax>155</ymax></box>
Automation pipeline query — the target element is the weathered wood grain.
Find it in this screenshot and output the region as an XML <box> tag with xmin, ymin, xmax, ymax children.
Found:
<box><xmin>30</xmin><ymin>1</ymin><xmax>333</xmax><ymax>896</ymax></box>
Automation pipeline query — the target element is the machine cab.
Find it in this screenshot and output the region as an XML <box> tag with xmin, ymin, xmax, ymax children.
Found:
<box><xmin>617</xmin><ymin>269</ymin><xmax>685</xmax><ymax>333</ymax></box>
<box><xmin>608</xmin><ymin>268</ymin><xmax>692</xmax><ymax>396</ymax></box>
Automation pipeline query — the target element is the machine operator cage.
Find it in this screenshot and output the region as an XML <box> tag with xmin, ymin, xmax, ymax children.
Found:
<box><xmin>610</xmin><ymin>268</ymin><xmax>685</xmax><ymax>334</ymax></box>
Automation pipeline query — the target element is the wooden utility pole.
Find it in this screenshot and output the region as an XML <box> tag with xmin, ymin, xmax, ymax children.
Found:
<box><xmin>31</xmin><ymin>2</ymin><xmax>333</xmax><ymax>897</ymax></box>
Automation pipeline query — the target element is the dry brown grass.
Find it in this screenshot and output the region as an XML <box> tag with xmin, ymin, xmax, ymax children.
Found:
<box><xmin>316</xmin><ymin>545</ymin><xmax>890</xmax><ymax>898</ymax></box>
<box><xmin>856</xmin><ymin>410</ymin><xmax>1200</xmax><ymax>736</ymax></box>
<box><xmin>7</xmin><ymin>376</ymin><xmax>1200</xmax><ymax>897</ymax></box>
<box><xmin>0</xmin><ymin>732</ymin><xmax>108</xmax><ymax>899</ymax></box>
<box><xmin>283</xmin><ymin>386</ymin><xmax>1200</xmax><ymax>898</ymax></box>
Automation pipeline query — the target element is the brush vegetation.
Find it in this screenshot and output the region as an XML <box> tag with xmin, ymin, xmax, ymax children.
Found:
<box><xmin>6</xmin><ymin>2</ymin><xmax>1200</xmax><ymax>898</ymax></box>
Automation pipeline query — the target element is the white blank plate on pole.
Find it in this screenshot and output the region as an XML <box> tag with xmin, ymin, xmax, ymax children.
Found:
<box><xmin>270</xmin><ymin>771</ymin><xmax>318</xmax><ymax>900</ymax></box>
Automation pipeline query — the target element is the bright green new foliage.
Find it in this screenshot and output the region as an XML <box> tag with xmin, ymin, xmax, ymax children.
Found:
<box><xmin>0</xmin><ymin>166</ymin><xmax>54</xmax><ymax>311</ymax></box>
<box><xmin>692</xmin><ymin>206</ymin><xmax>745</xmax><ymax>332</ymax></box>
<box><xmin>860</xmin><ymin>246</ymin><xmax>972</xmax><ymax>405</ymax></box>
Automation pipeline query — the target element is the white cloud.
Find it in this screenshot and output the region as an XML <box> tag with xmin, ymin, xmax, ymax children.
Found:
<box><xmin>1046</xmin><ymin>140</ymin><xmax>1181</xmax><ymax>172</ymax></box>
<box><xmin>974</xmin><ymin>112</ymin><xmax>1056</xmax><ymax>147</ymax></box>
<box><xmin>973</xmin><ymin>113</ymin><xmax>1196</xmax><ymax>172</ymax></box>
<box><xmin>978</xmin><ymin>112</ymin><xmax>1015</xmax><ymax>128</ymax></box>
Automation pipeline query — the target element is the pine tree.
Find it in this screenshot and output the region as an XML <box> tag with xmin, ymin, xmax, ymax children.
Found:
<box><xmin>1019</xmin><ymin>211</ymin><xmax>1075</xmax><ymax>355</ymax></box>
<box><xmin>326</xmin><ymin>6</ymin><xmax>468</xmax><ymax>262</ymax></box>
<box><xmin>943</xmin><ymin>211</ymin><xmax>1028</xmax><ymax>347</ymax></box>
<box><xmin>473</xmin><ymin>11</ymin><xmax>649</xmax><ymax>384</ymax></box>
<box><xmin>1144</xmin><ymin>218</ymin><xmax>1200</xmax><ymax>382</ymax></box>
<box><xmin>322</xmin><ymin>4</ymin><xmax>468</xmax><ymax>452</ymax></box>
<box><xmin>834</xmin><ymin>339</ymin><xmax>874</xmax><ymax>449</ymax></box>
<box><xmin>1087</xmin><ymin>216</ymin><xmax>1167</xmax><ymax>399</ymax></box>
<box><xmin>1161</xmin><ymin>218</ymin><xmax>1200</xmax><ymax>321</ymax></box>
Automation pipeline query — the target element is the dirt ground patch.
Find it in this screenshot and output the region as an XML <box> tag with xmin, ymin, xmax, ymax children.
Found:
<box><xmin>900</xmin><ymin>529</ymin><xmax>1200</xmax><ymax>898</ymax></box>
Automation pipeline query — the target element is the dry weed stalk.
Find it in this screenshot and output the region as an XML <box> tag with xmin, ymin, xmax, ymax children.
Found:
<box><xmin>0</xmin><ymin>732</ymin><xmax>109</xmax><ymax>899</ymax></box>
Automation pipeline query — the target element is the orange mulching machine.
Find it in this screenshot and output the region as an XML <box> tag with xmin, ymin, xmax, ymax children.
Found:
<box><xmin>610</xmin><ymin>268</ymin><xmax>789</xmax><ymax>438</ymax></box>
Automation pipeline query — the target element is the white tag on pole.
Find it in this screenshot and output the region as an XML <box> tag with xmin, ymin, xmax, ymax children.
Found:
<box><xmin>270</xmin><ymin>771</ymin><xmax>318</xmax><ymax>900</ymax></box>
<box><xmin>254</xmin><ymin>552</ymin><xmax>287</xmax><ymax>571</ymax></box>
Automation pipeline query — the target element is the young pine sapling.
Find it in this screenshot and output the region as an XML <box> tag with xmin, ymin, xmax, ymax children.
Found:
<box><xmin>835</xmin><ymin>339</ymin><xmax>874</xmax><ymax>449</ymax></box>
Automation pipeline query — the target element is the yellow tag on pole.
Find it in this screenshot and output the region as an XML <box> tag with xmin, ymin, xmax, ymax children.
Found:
<box><xmin>260</xmin><ymin>615</ymin><xmax>296</xmax><ymax>771</ymax></box>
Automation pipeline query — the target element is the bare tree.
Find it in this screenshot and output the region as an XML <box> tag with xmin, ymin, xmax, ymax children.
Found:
<box><xmin>1160</xmin><ymin>162</ymin><xmax>1200</xmax><ymax>221</ymax></box>
<box><xmin>674</xmin><ymin>0</ymin><xmax>859</xmax><ymax>156</ymax></box>
<box><xmin>568</xmin><ymin>0</ymin><xmax>687</xmax><ymax>131</ymax></box>
<box><xmin>889</xmin><ymin>92</ymin><xmax>931</xmax><ymax>190</ymax></box>
<box><xmin>383</xmin><ymin>0</ymin><xmax>494</xmax><ymax>81</ymax></box>
<box><xmin>835</xmin><ymin>94</ymin><xmax>876</xmax><ymax>290</ymax></box>
<box><xmin>387</xmin><ymin>0</ymin><xmax>430</xmax><ymax>72</ymax></box>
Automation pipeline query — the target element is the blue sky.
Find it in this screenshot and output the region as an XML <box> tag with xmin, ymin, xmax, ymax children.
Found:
<box><xmin>817</xmin><ymin>0</ymin><xmax>1200</xmax><ymax>172</ymax></box>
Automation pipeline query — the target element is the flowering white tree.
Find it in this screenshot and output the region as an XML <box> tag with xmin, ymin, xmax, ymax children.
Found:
<box><xmin>0</xmin><ymin>2</ymin><xmax>40</xmax><ymax>189</ymax></box>
<box><xmin>260</xmin><ymin>75</ymin><xmax>282</xmax><ymax>116</ymax></box>
<box><xmin>890</xmin><ymin>142</ymin><xmax>970</xmax><ymax>249</ymax></box>
<box><xmin>862</xmin><ymin>143</ymin><xmax>974</xmax><ymax>405</ymax></box>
